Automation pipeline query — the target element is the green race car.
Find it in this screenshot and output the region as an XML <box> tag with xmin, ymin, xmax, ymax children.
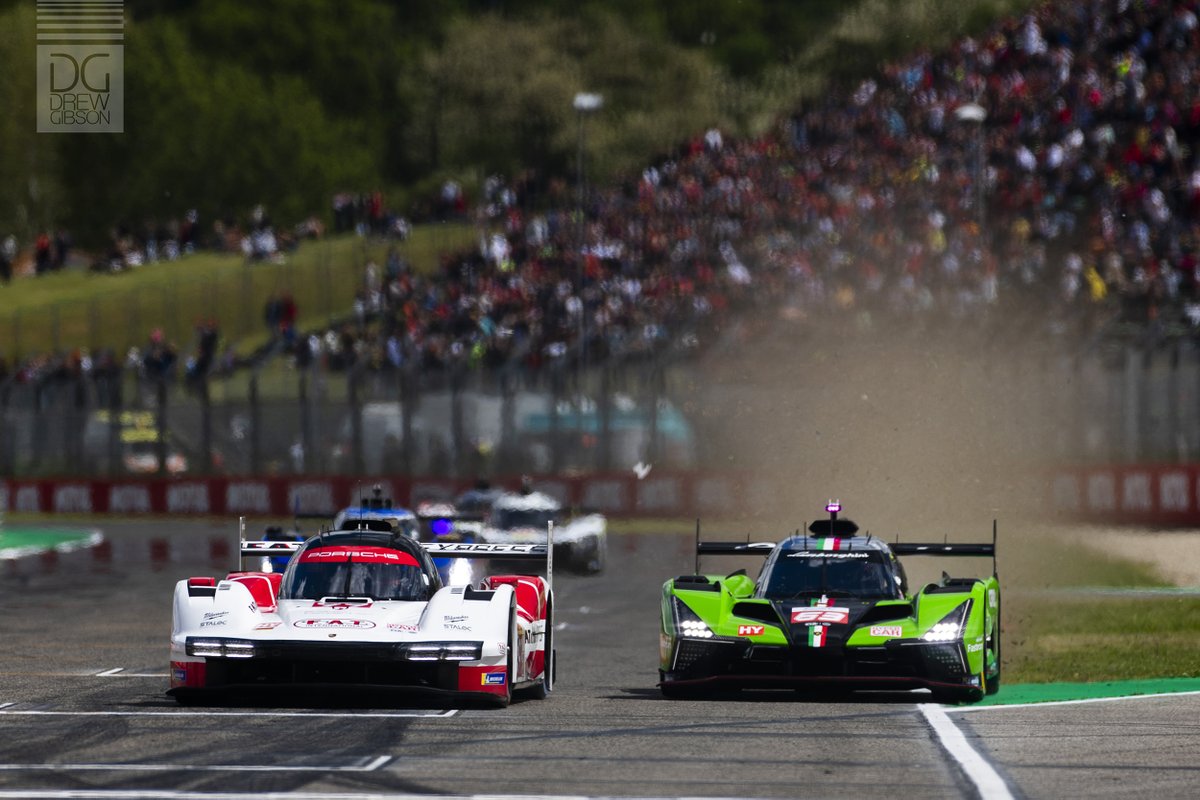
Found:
<box><xmin>659</xmin><ymin>502</ymin><xmax>1001</xmax><ymax>702</ymax></box>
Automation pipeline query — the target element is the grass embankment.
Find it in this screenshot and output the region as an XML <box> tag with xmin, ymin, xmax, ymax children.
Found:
<box><xmin>0</xmin><ymin>223</ymin><xmax>475</xmax><ymax>363</ymax></box>
<box><xmin>1002</xmin><ymin>533</ymin><xmax>1200</xmax><ymax>683</ymax></box>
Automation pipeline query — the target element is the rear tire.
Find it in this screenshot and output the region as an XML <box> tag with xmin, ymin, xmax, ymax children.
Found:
<box><xmin>583</xmin><ymin>537</ymin><xmax>606</xmax><ymax>574</ymax></box>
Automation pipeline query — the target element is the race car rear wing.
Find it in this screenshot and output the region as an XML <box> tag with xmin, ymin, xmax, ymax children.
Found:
<box><xmin>890</xmin><ymin>543</ymin><xmax>994</xmax><ymax>556</ymax></box>
<box><xmin>892</xmin><ymin>521</ymin><xmax>998</xmax><ymax>576</ymax></box>
<box><xmin>235</xmin><ymin>517</ymin><xmax>555</xmax><ymax>593</ymax></box>
<box><xmin>690</xmin><ymin>519</ymin><xmax>999</xmax><ymax>576</ymax></box>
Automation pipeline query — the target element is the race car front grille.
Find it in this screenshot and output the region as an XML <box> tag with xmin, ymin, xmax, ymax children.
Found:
<box><xmin>672</xmin><ymin>638</ymin><xmax>740</xmax><ymax>673</ymax></box>
<box><xmin>921</xmin><ymin>642</ymin><xmax>967</xmax><ymax>676</ymax></box>
<box><xmin>202</xmin><ymin>641</ymin><xmax>459</xmax><ymax>689</ymax></box>
<box><xmin>209</xmin><ymin>656</ymin><xmax>455</xmax><ymax>689</ymax></box>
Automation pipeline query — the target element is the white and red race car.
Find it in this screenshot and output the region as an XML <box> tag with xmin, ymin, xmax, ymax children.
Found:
<box><xmin>169</xmin><ymin>520</ymin><xmax>554</xmax><ymax>707</ymax></box>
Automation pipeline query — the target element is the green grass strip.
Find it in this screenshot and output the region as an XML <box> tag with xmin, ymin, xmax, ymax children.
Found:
<box><xmin>976</xmin><ymin>677</ymin><xmax>1200</xmax><ymax>706</ymax></box>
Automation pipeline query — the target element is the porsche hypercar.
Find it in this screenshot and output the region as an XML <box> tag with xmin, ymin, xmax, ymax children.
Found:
<box><xmin>169</xmin><ymin>522</ymin><xmax>555</xmax><ymax>707</ymax></box>
<box><xmin>659</xmin><ymin>502</ymin><xmax>1000</xmax><ymax>702</ymax></box>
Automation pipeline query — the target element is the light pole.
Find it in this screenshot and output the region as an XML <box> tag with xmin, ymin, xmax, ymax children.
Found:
<box><xmin>573</xmin><ymin>92</ymin><xmax>603</xmax><ymax>381</ymax></box>
<box><xmin>954</xmin><ymin>102</ymin><xmax>987</xmax><ymax>235</ymax></box>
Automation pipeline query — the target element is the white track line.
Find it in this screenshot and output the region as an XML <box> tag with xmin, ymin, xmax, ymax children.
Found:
<box><xmin>948</xmin><ymin>689</ymin><xmax>1200</xmax><ymax>714</ymax></box>
<box><xmin>919</xmin><ymin>703</ymin><xmax>1013</xmax><ymax>800</ymax></box>
<box><xmin>0</xmin><ymin>756</ymin><xmax>391</xmax><ymax>773</ymax></box>
<box><xmin>0</xmin><ymin>708</ymin><xmax>456</xmax><ymax>719</ymax></box>
<box><xmin>0</xmin><ymin>794</ymin><xmax>753</xmax><ymax>800</ymax></box>
<box><xmin>94</xmin><ymin>668</ymin><xmax>165</xmax><ymax>678</ymax></box>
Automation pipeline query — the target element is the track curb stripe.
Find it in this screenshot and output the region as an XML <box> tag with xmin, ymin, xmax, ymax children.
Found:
<box><xmin>0</xmin><ymin>528</ymin><xmax>103</xmax><ymax>560</ymax></box>
<box><xmin>967</xmin><ymin>676</ymin><xmax>1200</xmax><ymax>708</ymax></box>
<box><xmin>919</xmin><ymin>703</ymin><xmax>1013</xmax><ymax>800</ymax></box>
<box><xmin>950</xmin><ymin>688</ymin><xmax>1200</xmax><ymax>713</ymax></box>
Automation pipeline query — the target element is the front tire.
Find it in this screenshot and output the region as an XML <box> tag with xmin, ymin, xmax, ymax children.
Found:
<box><xmin>985</xmin><ymin>605</ymin><xmax>1002</xmax><ymax>696</ymax></box>
<box><xmin>497</xmin><ymin>601</ymin><xmax>516</xmax><ymax>707</ymax></box>
<box><xmin>519</xmin><ymin>595</ymin><xmax>553</xmax><ymax>700</ymax></box>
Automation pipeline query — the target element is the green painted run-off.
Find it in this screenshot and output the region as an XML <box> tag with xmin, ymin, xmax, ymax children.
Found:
<box><xmin>0</xmin><ymin>527</ymin><xmax>98</xmax><ymax>558</ymax></box>
<box><xmin>976</xmin><ymin>677</ymin><xmax>1200</xmax><ymax>706</ymax></box>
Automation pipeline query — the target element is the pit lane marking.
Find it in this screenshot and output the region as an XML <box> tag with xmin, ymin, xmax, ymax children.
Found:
<box><xmin>0</xmin><ymin>755</ymin><xmax>391</xmax><ymax>773</ymax></box>
<box><xmin>0</xmin><ymin>707</ymin><xmax>457</xmax><ymax>719</ymax></box>
<box><xmin>919</xmin><ymin>703</ymin><xmax>1014</xmax><ymax>800</ymax></box>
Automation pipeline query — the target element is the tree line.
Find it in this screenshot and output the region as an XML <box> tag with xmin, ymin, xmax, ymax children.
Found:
<box><xmin>0</xmin><ymin>0</ymin><xmax>1019</xmax><ymax>245</ymax></box>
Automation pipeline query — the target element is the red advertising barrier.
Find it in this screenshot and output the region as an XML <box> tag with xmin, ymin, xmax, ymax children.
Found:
<box><xmin>1050</xmin><ymin>464</ymin><xmax>1200</xmax><ymax>526</ymax></box>
<box><xmin>8</xmin><ymin>467</ymin><xmax>1196</xmax><ymax>525</ymax></box>
<box><xmin>0</xmin><ymin>472</ymin><xmax>788</xmax><ymax>519</ymax></box>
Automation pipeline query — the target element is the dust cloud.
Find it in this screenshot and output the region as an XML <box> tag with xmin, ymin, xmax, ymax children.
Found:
<box><xmin>691</xmin><ymin>323</ymin><xmax>1067</xmax><ymax>544</ymax></box>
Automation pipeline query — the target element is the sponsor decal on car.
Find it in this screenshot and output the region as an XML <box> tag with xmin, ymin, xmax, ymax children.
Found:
<box><xmin>966</xmin><ymin>642</ymin><xmax>983</xmax><ymax>653</ymax></box>
<box><xmin>293</xmin><ymin>619</ymin><xmax>376</xmax><ymax>629</ymax></box>
<box><xmin>387</xmin><ymin>623</ymin><xmax>419</xmax><ymax>633</ymax></box>
<box><xmin>253</xmin><ymin>622</ymin><xmax>282</xmax><ymax>630</ymax></box>
<box><xmin>443</xmin><ymin>615</ymin><xmax>468</xmax><ymax>624</ymax></box>
<box><xmin>869</xmin><ymin>626</ymin><xmax>902</xmax><ymax>637</ymax></box>
<box><xmin>300</xmin><ymin>546</ymin><xmax>419</xmax><ymax>566</ymax></box>
<box><xmin>202</xmin><ymin>611</ymin><xmax>228</xmax><ymax>621</ymax></box>
<box><xmin>808</xmin><ymin>625</ymin><xmax>828</xmax><ymax>648</ymax></box>
<box><xmin>737</xmin><ymin>625</ymin><xmax>766</xmax><ymax>636</ymax></box>
<box><xmin>481</xmin><ymin>672</ymin><xmax>506</xmax><ymax>685</ymax></box>
<box><xmin>791</xmin><ymin>607</ymin><xmax>850</xmax><ymax>625</ymax></box>
<box><xmin>446</xmin><ymin>623</ymin><xmax>472</xmax><ymax>632</ymax></box>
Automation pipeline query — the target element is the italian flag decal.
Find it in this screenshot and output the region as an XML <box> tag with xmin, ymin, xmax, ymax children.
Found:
<box><xmin>806</xmin><ymin>595</ymin><xmax>834</xmax><ymax>647</ymax></box>
<box><xmin>814</xmin><ymin>538</ymin><xmax>841</xmax><ymax>551</ymax></box>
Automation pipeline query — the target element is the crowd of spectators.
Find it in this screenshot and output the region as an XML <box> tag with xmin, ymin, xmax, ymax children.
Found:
<box><xmin>8</xmin><ymin>0</ymin><xmax>1200</xmax><ymax>394</ymax></box>
<box><xmin>313</xmin><ymin>0</ymin><xmax>1200</xmax><ymax>377</ymax></box>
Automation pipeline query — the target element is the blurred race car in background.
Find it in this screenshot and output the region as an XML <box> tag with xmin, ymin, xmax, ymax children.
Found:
<box><xmin>658</xmin><ymin>502</ymin><xmax>1001</xmax><ymax>703</ymax></box>
<box><xmin>332</xmin><ymin>486</ymin><xmax>475</xmax><ymax>585</ymax></box>
<box><xmin>478</xmin><ymin>485</ymin><xmax>606</xmax><ymax>574</ymax></box>
<box><xmin>169</xmin><ymin>522</ymin><xmax>556</xmax><ymax>707</ymax></box>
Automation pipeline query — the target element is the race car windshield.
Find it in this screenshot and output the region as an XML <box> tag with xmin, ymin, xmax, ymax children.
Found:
<box><xmin>763</xmin><ymin>551</ymin><xmax>901</xmax><ymax>601</ymax></box>
<box><xmin>491</xmin><ymin>508</ymin><xmax>556</xmax><ymax>530</ymax></box>
<box><xmin>281</xmin><ymin>546</ymin><xmax>429</xmax><ymax>601</ymax></box>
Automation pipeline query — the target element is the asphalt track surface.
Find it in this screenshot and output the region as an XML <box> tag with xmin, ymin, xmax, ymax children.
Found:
<box><xmin>1</xmin><ymin>520</ymin><xmax>1197</xmax><ymax>799</ymax></box>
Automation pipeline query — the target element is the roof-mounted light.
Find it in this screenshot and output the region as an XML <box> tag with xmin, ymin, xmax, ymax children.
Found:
<box><xmin>825</xmin><ymin>500</ymin><xmax>842</xmax><ymax>514</ymax></box>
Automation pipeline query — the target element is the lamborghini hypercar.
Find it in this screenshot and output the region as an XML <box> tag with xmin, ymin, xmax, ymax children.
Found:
<box><xmin>659</xmin><ymin>502</ymin><xmax>1000</xmax><ymax>702</ymax></box>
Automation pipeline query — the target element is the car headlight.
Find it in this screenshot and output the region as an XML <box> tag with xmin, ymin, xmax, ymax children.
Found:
<box><xmin>185</xmin><ymin>638</ymin><xmax>257</xmax><ymax>658</ymax></box>
<box><xmin>921</xmin><ymin>622</ymin><xmax>961</xmax><ymax>642</ymax></box>
<box><xmin>401</xmin><ymin>642</ymin><xmax>484</xmax><ymax>661</ymax></box>
<box><xmin>921</xmin><ymin>601</ymin><xmax>970</xmax><ymax>642</ymax></box>
<box><xmin>672</xmin><ymin>597</ymin><xmax>715</xmax><ymax>639</ymax></box>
